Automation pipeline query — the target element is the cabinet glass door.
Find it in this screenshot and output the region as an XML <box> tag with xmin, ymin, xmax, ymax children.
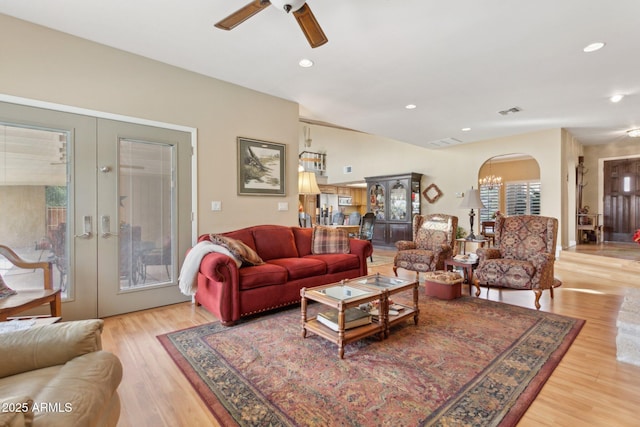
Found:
<box><xmin>369</xmin><ymin>182</ymin><xmax>385</xmax><ymax>220</ymax></box>
<box><xmin>411</xmin><ymin>180</ymin><xmax>421</xmax><ymax>215</ymax></box>
<box><xmin>389</xmin><ymin>180</ymin><xmax>408</xmax><ymax>220</ymax></box>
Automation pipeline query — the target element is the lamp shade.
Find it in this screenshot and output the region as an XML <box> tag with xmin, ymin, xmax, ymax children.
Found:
<box><xmin>298</xmin><ymin>171</ymin><xmax>320</xmax><ymax>195</ymax></box>
<box><xmin>458</xmin><ymin>188</ymin><xmax>485</xmax><ymax>210</ymax></box>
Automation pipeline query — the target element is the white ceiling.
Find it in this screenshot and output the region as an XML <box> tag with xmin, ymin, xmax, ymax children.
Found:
<box><xmin>1</xmin><ymin>0</ymin><xmax>640</xmax><ymax>148</ymax></box>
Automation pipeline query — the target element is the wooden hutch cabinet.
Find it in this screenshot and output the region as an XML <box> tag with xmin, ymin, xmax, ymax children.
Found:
<box><xmin>365</xmin><ymin>172</ymin><xmax>422</xmax><ymax>246</ymax></box>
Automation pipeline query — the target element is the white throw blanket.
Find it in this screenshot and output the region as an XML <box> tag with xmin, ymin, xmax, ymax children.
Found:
<box><xmin>178</xmin><ymin>241</ymin><xmax>241</xmax><ymax>296</ymax></box>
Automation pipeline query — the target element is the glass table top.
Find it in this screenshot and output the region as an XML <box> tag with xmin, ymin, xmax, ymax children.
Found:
<box><xmin>317</xmin><ymin>285</ymin><xmax>373</xmax><ymax>301</ymax></box>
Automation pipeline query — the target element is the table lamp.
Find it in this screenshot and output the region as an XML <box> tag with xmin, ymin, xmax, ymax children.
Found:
<box><xmin>458</xmin><ymin>187</ymin><xmax>485</xmax><ymax>240</ymax></box>
<box><xmin>298</xmin><ymin>171</ymin><xmax>320</xmax><ymax>227</ymax></box>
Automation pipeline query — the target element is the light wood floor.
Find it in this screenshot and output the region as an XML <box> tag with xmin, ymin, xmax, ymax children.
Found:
<box><xmin>102</xmin><ymin>246</ymin><xmax>640</xmax><ymax>427</ymax></box>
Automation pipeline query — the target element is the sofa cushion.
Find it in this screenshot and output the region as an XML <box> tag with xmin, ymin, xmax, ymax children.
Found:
<box><xmin>222</xmin><ymin>228</ymin><xmax>258</xmax><ymax>251</ymax></box>
<box><xmin>268</xmin><ymin>257</ymin><xmax>326</xmax><ymax>280</ymax></box>
<box><xmin>238</xmin><ymin>263</ymin><xmax>288</xmax><ymax>290</ymax></box>
<box><xmin>312</xmin><ymin>226</ymin><xmax>351</xmax><ymax>254</ymax></box>
<box><xmin>292</xmin><ymin>227</ymin><xmax>313</xmax><ymax>257</ymax></box>
<box><xmin>209</xmin><ymin>234</ymin><xmax>264</xmax><ymax>266</ymax></box>
<box><xmin>252</xmin><ymin>226</ymin><xmax>299</xmax><ymax>260</ymax></box>
<box><xmin>306</xmin><ymin>253</ymin><xmax>360</xmax><ymax>274</ymax></box>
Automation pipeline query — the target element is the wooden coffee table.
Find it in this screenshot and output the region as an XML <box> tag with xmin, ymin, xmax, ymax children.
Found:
<box><xmin>300</xmin><ymin>274</ymin><xmax>419</xmax><ymax>358</ymax></box>
<box><xmin>301</xmin><ymin>281</ymin><xmax>385</xmax><ymax>359</ymax></box>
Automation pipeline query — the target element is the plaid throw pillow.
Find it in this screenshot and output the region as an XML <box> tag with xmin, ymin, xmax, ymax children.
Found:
<box><xmin>209</xmin><ymin>234</ymin><xmax>265</xmax><ymax>266</ymax></box>
<box><xmin>0</xmin><ymin>274</ymin><xmax>17</xmax><ymax>300</ymax></box>
<box><xmin>312</xmin><ymin>226</ymin><xmax>351</xmax><ymax>254</ymax></box>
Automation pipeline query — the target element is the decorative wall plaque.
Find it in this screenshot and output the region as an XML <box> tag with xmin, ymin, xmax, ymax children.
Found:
<box><xmin>422</xmin><ymin>183</ymin><xmax>443</xmax><ymax>204</ymax></box>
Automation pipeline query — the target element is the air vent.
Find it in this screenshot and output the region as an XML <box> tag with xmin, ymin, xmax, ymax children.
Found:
<box><xmin>343</xmin><ymin>166</ymin><xmax>352</xmax><ymax>174</ymax></box>
<box><xmin>498</xmin><ymin>106</ymin><xmax>522</xmax><ymax>116</ymax></box>
<box><xmin>425</xmin><ymin>137</ymin><xmax>464</xmax><ymax>149</ymax></box>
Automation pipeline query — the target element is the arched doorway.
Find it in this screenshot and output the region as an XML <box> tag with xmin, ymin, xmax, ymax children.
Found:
<box><xmin>477</xmin><ymin>154</ymin><xmax>541</xmax><ymax>222</ymax></box>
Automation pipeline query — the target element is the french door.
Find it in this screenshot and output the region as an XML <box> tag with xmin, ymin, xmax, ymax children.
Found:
<box><xmin>0</xmin><ymin>101</ymin><xmax>193</xmax><ymax>319</ymax></box>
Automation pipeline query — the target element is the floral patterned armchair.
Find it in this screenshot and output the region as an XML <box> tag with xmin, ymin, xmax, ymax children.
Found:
<box><xmin>393</xmin><ymin>214</ymin><xmax>458</xmax><ymax>280</ymax></box>
<box><xmin>473</xmin><ymin>215</ymin><xmax>559</xmax><ymax>309</ymax></box>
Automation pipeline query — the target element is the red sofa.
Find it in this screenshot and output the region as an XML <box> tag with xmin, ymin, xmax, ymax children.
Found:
<box><xmin>195</xmin><ymin>225</ymin><xmax>373</xmax><ymax>326</ymax></box>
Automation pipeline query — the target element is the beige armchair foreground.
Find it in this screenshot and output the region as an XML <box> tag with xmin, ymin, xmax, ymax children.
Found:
<box><xmin>0</xmin><ymin>319</ymin><xmax>122</xmax><ymax>427</ymax></box>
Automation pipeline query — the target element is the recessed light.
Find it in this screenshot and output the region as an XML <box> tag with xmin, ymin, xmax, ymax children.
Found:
<box><xmin>610</xmin><ymin>94</ymin><xmax>624</xmax><ymax>103</ymax></box>
<box><xmin>583</xmin><ymin>42</ymin><xmax>605</xmax><ymax>53</ymax></box>
<box><xmin>405</xmin><ymin>104</ymin><xmax>417</xmax><ymax>110</ymax></box>
<box><xmin>462</xmin><ymin>127</ymin><xmax>471</xmax><ymax>132</ymax></box>
<box><xmin>628</xmin><ymin>129</ymin><xmax>640</xmax><ymax>138</ymax></box>
<box><xmin>298</xmin><ymin>58</ymin><xmax>314</xmax><ymax>68</ymax></box>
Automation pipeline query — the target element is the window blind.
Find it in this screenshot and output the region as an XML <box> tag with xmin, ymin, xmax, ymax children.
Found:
<box><xmin>505</xmin><ymin>182</ymin><xmax>540</xmax><ymax>215</ymax></box>
<box><xmin>479</xmin><ymin>185</ymin><xmax>500</xmax><ymax>221</ymax></box>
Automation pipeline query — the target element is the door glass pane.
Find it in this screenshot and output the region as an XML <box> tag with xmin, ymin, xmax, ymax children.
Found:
<box><xmin>118</xmin><ymin>138</ymin><xmax>174</xmax><ymax>290</ymax></box>
<box><xmin>0</xmin><ymin>124</ymin><xmax>70</xmax><ymax>298</ymax></box>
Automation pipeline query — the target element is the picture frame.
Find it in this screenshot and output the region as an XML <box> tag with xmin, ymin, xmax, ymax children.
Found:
<box><xmin>237</xmin><ymin>137</ymin><xmax>286</xmax><ymax>196</ymax></box>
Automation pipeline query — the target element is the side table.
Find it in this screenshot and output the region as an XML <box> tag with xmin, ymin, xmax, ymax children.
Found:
<box><xmin>444</xmin><ymin>258</ymin><xmax>480</xmax><ymax>296</ymax></box>
<box><xmin>455</xmin><ymin>238</ymin><xmax>487</xmax><ymax>255</ymax></box>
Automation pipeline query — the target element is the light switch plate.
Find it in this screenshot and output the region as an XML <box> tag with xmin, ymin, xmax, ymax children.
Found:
<box><xmin>211</xmin><ymin>201</ymin><xmax>222</xmax><ymax>211</ymax></box>
<box><xmin>278</xmin><ymin>202</ymin><xmax>289</xmax><ymax>211</ymax></box>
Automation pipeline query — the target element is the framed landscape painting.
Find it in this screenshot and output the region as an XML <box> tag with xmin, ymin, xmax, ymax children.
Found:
<box><xmin>237</xmin><ymin>137</ymin><xmax>286</xmax><ymax>196</ymax></box>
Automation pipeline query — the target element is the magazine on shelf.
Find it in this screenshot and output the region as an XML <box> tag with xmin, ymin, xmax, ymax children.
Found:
<box><xmin>317</xmin><ymin>307</ymin><xmax>372</xmax><ymax>331</ymax></box>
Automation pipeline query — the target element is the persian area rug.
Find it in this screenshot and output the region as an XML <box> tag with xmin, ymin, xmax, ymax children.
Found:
<box><xmin>367</xmin><ymin>255</ymin><xmax>394</xmax><ymax>267</ymax></box>
<box><xmin>158</xmin><ymin>296</ymin><xmax>584</xmax><ymax>427</ymax></box>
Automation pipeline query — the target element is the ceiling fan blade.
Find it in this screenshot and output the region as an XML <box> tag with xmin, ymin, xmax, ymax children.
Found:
<box><xmin>293</xmin><ymin>4</ymin><xmax>328</xmax><ymax>48</ymax></box>
<box><xmin>214</xmin><ymin>0</ymin><xmax>271</xmax><ymax>31</ymax></box>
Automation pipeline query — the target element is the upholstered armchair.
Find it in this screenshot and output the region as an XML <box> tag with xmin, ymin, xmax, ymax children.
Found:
<box><xmin>473</xmin><ymin>215</ymin><xmax>558</xmax><ymax>309</ymax></box>
<box><xmin>393</xmin><ymin>214</ymin><xmax>458</xmax><ymax>280</ymax></box>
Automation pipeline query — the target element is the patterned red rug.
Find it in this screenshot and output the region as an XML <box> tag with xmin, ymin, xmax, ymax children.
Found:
<box><xmin>158</xmin><ymin>296</ymin><xmax>584</xmax><ymax>426</ymax></box>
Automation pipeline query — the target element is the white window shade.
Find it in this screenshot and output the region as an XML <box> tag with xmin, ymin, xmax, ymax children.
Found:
<box><xmin>506</xmin><ymin>182</ymin><xmax>540</xmax><ymax>215</ymax></box>
<box><xmin>479</xmin><ymin>185</ymin><xmax>500</xmax><ymax>221</ymax></box>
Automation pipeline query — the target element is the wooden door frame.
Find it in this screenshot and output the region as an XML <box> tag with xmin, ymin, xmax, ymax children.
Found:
<box><xmin>598</xmin><ymin>154</ymin><xmax>640</xmax><ymax>242</ymax></box>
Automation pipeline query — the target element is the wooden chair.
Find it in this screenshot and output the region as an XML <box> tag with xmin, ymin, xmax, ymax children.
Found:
<box><xmin>481</xmin><ymin>220</ymin><xmax>496</xmax><ymax>246</ymax></box>
<box><xmin>350</xmin><ymin>212</ymin><xmax>376</xmax><ymax>261</ymax></box>
<box><xmin>0</xmin><ymin>245</ymin><xmax>61</xmax><ymax>321</ymax></box>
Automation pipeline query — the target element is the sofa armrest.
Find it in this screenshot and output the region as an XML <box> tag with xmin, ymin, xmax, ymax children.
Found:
<box><xmin>433</xmin><ymin>244</ymin><xmax>453</xmax><ymax>269</ymax></box>
<box><xmin>529</xmin><ymin>253</ymin><xmax>556</xmax><ymax>289</ymax></box>
<box><xmin>198</xmin><ymin>251</ymin><xmax>241</xmax><ymax>283</ymax></box>
<box><xmin>0</xmin><ymin>319</ymin><xmax>103</xmax><ymax>379</ymax></box>
<box><xmin>0</xmin><ymin>395</ymin><xmax>34</xmax><ymax>427</ymax></box>
<box><xmin>395</xmin><ymin>240</ymin><xmax>416</xmax><ymax>251</ymax></box>
<box><xmin>476</xmin><ymin>247</ymin><xmax>501</xmax><ymax>262</ymax></box>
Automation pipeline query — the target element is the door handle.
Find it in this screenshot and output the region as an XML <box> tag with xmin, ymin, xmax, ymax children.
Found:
<box><xmin>74</xmin><ymin>215</ymin><xmax>93</xmax><ymax>239</ymax></box>
<box><xmin>101</xmin><ymin>215</ymin><xmax>118</xmax><ymax>238</ymax></box>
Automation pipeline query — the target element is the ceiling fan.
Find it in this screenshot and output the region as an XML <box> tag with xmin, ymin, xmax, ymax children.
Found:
<box><xmin>215</xmin><ymin>0</ymin><xmax>328</xmax><ymax>48</ymax></box>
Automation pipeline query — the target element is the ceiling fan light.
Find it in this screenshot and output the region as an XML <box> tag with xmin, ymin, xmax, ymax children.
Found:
<box><xmin>270</xmin><ymin>0</ymin><xmax>306</xmax><ymax>13</ymax></box>
<box><xmin>627</xmin><ymin>129</ymin><xmax>640</xmax><ymax>138</ymax></box>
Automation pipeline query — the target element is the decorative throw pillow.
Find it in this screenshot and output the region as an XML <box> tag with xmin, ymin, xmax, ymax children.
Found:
<box><xmin>209</xmin><ymin>234</ymin><xmax>265</xmax><ymax>266</ymax></box>
<box><xmin>0</xmin><ymin>274</ymin><xmax>17</xmax><ymax>300</ymax></box>
<box><xmin>312</xmin><ymin>226</ymin><xmax>351</xmax><ymax>254</ymax></box>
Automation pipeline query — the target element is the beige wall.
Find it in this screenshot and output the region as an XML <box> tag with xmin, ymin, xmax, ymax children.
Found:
<box><xmin>0</xmin><ymin>14</ymin><xmax>299</xmax><ymax>236</ymax></box>
<box><xmin>299</xmin><ymin>124</ymin><xmax>567</xmax><ymax>245</ymax></box>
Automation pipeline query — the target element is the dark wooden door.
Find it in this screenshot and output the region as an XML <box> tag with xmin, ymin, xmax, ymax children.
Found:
<box><xmin>603</xmin><ymin>159</ymin><xmax>640</xmax><ymax>241</ymax></box>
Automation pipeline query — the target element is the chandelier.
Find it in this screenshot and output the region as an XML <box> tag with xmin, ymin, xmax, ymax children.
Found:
<box><xmin>479</xmin><ymin>160</ymin><xmax>503</xmax><ymax>190</ymax></box>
